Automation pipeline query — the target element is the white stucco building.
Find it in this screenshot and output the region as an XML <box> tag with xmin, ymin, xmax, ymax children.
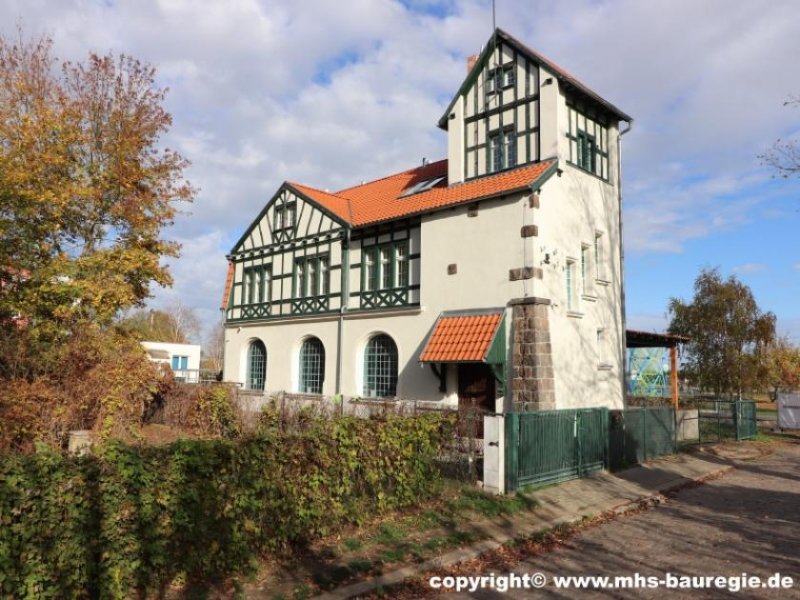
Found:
<box><xmin>221</xmin><ymin>28</ymin><xmax>632</xmax><ymax>413</ymax></box>
<box><xmin>142</xmin><ymin>341</ymin><xmax>202</xmax><ymax>383</ymax></box>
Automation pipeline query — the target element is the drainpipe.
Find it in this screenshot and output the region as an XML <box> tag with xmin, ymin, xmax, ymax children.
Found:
<box><xmin>335</xmin><ymin>228</ymin><xmax>351</xmax><ymax>394</ymax></box>
<box><xmin>617</xmin><ymin>119</ymin><xmax>633</xmax><ymax>408</ymax></box>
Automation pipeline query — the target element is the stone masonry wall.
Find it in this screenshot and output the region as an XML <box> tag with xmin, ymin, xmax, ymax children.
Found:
<box><xmin>510</xmin><ymin>297</ymin><xmax>555</xmax><ymax>410</ymax></box>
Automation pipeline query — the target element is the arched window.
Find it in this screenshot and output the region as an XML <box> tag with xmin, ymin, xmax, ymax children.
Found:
<box><xmin>299</xmin><ymin>337</ymin><xmax>325</xmax><ymax>394</ymax></box>
<box><xmin>363</xmin><ymin>334</ymin><xmax>398</xmax><ymax>398</ymax></box>
<box><xmin>246</xmin><ymin>340</ymin><xmax>266</xmax><ymax>390</ymax></box>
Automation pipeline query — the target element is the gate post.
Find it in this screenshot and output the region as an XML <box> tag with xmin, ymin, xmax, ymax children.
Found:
<box><xmin>483</xmin><ymin>414</ymin><xmax>506</xmax><ymax>495</ymax></box>
<box><xmin>504</xmin><ymin>413</ymin><xmax>519</xmax><ymax>494</ymax></box>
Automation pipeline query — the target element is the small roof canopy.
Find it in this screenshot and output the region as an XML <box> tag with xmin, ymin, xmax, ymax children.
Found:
<box><xmin>626</xmin><ymin>329</ymin><xmax>689</xmax><ymax>349</ymax></box>
<box><xmin>420</xmin><ymin>308</ymin><xmax>505</xmax><ymax>363</ymax></box>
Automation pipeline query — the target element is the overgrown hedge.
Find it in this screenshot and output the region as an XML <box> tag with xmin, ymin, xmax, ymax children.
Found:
<box><xmin>0</xmin><ymin>413</ymin><xmax>449</xmax><ymax>598</ymax></box>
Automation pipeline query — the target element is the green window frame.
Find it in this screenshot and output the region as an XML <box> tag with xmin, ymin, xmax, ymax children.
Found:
<box><xmin>242</xmin><ymin>264</ymin><xmax>272</xmax><ymax>306</ymax></box>
<box><xmin>488</xmin><ymin>127</ymin><xmax>516</xmax><ymax>173</ymax></box>
<box><xmin>380</xmin><ymin>247</ymin><xmax>392</xmax><ymax>289</ymax></box>
<box><xmin>396</xmin><ymin>243</ymin><xmax>408</xmax><ymax>287</ymax></box>
<box><xmin>294</xmin><ymin>254</ymin><xmax>329</xmax><ymax>299</ymax></box>
<box><xmin>576</xmin><ymin>131</ymin><xmax>596</xmax><ymax>173</ymax></box>
<box><xmin>486</xmin><ymin>65</ymin><xmax>515</xmax><ymax>95</ymax></box>
<box><xmin>273</xmin><ymin>202</ymin><xmax>297</xmax><ymax>231</ymax></box>
<box><xmin>567</xmin><ymin>104</ymin><xmax>609</xmax><ymax>180</ymax></box>
<box><xmin>362</xmin><ymin>241</ymin><xmax>409</xmax><ymax>292</ymax></box>
<box><xmin>363</xmin><ymin>334</ymin><xmax>398</xmax><ymax>398</ymax></box>
<box><xmin>247</xmin><ymin>340</ymin><xmax>267</xmax><ymax>391</ymax></box>
<box><xmin>299</xmin><ymin>337</ymin><xmax>325</xmax><ymax>394</ymax></box>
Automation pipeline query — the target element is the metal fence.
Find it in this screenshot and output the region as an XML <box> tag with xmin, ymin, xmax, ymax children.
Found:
<box><xmin>505</xmin><ymin>408</ymin><xmax>608</xmax><ymax>491</ymax></box>
<box><xmin>679</xmin><ymin>399</ymin><xmax>757</xmax><ymax>443</ymax></box>
<box><xmin>609</xmin><ymin>407</ymin><xmax>676</xmax><ymax>470</ymax></box>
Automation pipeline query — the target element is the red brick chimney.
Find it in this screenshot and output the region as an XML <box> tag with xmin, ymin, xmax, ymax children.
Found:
<box><xmin>466</xmin><ymin>54</ymin><xmax>478</xmax><ymax>73</ymax></box>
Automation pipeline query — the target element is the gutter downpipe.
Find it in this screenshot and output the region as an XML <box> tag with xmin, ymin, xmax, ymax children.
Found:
<box><xmin>335</xmin><ymin>228</ymin><xmax>351</xmax><ymax>395</ymax></box>
<box><xmin>617</xmin><ymin>119</ymin><xmax>632</xmax><ymax>409</ymax></box>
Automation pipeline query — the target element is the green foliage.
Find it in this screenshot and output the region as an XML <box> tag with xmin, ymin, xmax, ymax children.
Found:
<box><xmin>668</xmin><ymin>268</ymin><xmax>776</xmax><ymax>397</ymax></box>
<box><xmin>0</xmin><ymin>413</ymin><xmax>447</xmax><ymax>597</ymax></box>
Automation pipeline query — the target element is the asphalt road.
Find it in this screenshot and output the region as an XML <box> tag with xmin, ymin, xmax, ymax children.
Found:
<box><xmin>442</xmin><ymin>442</ymin><xmax>800</xmax><ymax>599</ymax></box>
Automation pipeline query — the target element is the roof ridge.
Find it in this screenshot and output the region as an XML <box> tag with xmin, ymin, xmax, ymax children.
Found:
<box><xmin>496</xmin><ymin>28</ymin><xmax>631</xmax><ymax>122</ymax></box>
<box><xmin>335</xmin><ymin>158</ymin><xmax>448</xmax><ymax>195</ymax></box>
<box><xmin>288</xmin><ymin>180</ymin><xmax>348</xmax><ymax>200</ymax></box>
<box><xmin>287</xmin><ymin>180</ymin><xmax>355</xmax><ymax>225</ymax></box>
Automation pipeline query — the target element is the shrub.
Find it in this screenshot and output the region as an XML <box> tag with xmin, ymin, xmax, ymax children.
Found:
<box><xmin>0</xmin><ymin>412</ymin><xmax>448</xmax><ymax>597</ymax></box>
<box><xmin>0</xmin><ymin>326</ymin><xmax>164</xmax><ymax>452</ymax></box>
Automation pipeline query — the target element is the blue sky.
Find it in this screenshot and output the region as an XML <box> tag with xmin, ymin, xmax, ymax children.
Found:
<box><xmin>2</xmin><ymin>0</ymin><xmax>799</xmax><ymax>344</ymax></box>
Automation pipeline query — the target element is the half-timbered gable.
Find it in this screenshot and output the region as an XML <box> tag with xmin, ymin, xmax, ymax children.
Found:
<box><xmin>224</xmin><ymin>185</ymin><xmax>348</xmax><ymax>322</ymax></box>
<box><xmin>440</xmin><ymin>29</ymin><xmax>630</xmax><ymax>186</ymax></box>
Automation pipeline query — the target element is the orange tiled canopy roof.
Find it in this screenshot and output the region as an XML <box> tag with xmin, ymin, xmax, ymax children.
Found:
<box><xmin>419</xmin><ymin>310</ymin><xmax>504</xmax><ymax>363</ymax></box>
<box><xmin>289</xmin><ymin>158</ymin><xmax>557</xmax><ymax>228</ymax></box>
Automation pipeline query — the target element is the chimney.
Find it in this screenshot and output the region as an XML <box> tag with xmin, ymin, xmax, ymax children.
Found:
<box><xmin>466</xmin><ymin>54</ymin><xmax>478</xmax><ymax>73</ymax></box>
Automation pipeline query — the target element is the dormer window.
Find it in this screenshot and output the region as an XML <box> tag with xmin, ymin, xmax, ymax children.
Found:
<box><xmin>399</xmin><ymin>175</ymin><xmax>446</xmax><ymax>198</ymax></box>
<box><xmin>489</xmin><ymin>127</ymin><xmax>517</xmax><ymax>173</ymax></box>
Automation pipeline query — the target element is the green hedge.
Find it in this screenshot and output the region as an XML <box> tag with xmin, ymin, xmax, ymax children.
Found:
<box><xmin>0</xmin><ymin>414</ymin><xmax>448</xmax><ymax>598</ymax></box>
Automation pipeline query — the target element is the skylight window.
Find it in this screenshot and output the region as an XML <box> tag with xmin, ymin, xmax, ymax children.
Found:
<box><xmin>399</xmin><ymin>175</ymin><xmax>446</xmax><ymax>198</ymax></box>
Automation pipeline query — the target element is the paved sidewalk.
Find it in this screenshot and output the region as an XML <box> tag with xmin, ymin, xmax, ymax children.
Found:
<box><xmin>315</xmin><ymin>449</ymin><xmax>737</xmax><ymax>599</ymax></box>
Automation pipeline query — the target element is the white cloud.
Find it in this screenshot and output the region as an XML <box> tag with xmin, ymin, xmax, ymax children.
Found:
<box><xmin>732</xmin><ymin>263</ymin><xmax>768</xmax><ymax>275</ymax></box>
<box><xmin>626</xmin><ymin>313</ymin><xmax>669</xmax><ymax>334</ymax></box>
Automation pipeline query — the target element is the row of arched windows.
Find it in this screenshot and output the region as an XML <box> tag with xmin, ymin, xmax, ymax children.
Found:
<box><xmin>246</xmin><ymin>334</ymin><xmax>399</xmax><ymax>397</ymax></box>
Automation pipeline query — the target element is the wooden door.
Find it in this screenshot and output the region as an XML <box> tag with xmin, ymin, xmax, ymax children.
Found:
<box><xmin>457</xmin><ymin>363</ymin><xmax>496</xmax><ymax>438</ymax></box>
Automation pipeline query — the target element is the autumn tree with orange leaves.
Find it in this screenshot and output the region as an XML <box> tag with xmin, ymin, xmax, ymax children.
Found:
<box><xmin>0</xmin><ymin>31</ymin><xmax>194</xmax><ymax>377</ymax></box>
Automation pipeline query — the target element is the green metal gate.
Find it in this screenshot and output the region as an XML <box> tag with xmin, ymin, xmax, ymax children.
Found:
<box><xmin>609</xmin><ymin>407</ymin><xmax>676</xmax><ymax>470</ymax></box>
<box><xmin>505</xmin><ymin>408</ymin><xmax>608</xmax><ymax>492</ymax></box>
<box><xmin>735</xmin><ymin>400</ymin><xmax>757</xmax><ymax>440</ymax></box>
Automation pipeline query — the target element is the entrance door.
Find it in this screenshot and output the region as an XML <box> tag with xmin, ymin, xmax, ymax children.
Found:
<box><xmin>457</xmin><ymin>363</ymin><xmax>496</xmax><ymax>438</ymax></box>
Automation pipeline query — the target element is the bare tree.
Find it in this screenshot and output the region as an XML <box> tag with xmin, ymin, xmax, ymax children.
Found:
<box><xmin>759</xmin><ymin>96</ymin><xmax>800</xmax><ymax>178</ymax></box>
<box><xmin>164</xmin><ymin>300</ymin><xmax>201</xmax><ymax>344</ymax></box>
<box><xmin>202</xmin><ymin>319</ymin><xmax>225</xmax><ymax>374</ymax></box>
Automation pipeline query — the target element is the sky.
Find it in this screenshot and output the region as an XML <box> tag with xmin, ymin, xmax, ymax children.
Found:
<box><xmin>2</xmin><ymin>0</ymin><xmax>799</xmax><ymax>345</ymax></box>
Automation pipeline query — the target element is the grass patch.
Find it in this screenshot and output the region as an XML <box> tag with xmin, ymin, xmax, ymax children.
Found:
<box><xmin>373</xmin><ymin>522</ymin><xmax>407</xmax><ymax>545</ymax></box>
<box><xmin>378</xmin><ymin>548</ymin><xmax>407</xmax><ymax>563</ymax></box>
<box><xmin>347</xmin><ymin>558</ymin><xmax>374</xmax><ymax>574</ymax></box>
<box><xmin>342</xmin><ymin>537</ymin><xmax>363</xmax><ymax>552</ymax></box>
<box><xmin>447</xmin><ymin>487</ymin><xmax>538</xmax><ymax>517</ymax></box>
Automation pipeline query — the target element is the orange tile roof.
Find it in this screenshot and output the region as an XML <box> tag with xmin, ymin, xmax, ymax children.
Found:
<box><xmin>221</xmin><ymin>261</ymin><xmax>234</xmax><ymax>310</ymax></box>
<box><xmin>419</xmin><ymin>310</ymin><xmax>504</xmax><ymax>363</ymax></box>
<box><xmin>289</xmin><ymin>181</ymin><xmax>353</xmax><ymax>224</ymax></box>
<box><xmin>293</xmin><ymin>158</ymin><xmax>556</xmax><ymax>228</ymax></box>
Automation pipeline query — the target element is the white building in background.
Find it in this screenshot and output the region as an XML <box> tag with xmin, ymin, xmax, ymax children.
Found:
<box><xmin>221</xmin><ymin>28</ymin><xmax>632</xmax><ymax>413</ymax></box>
<box><xmin>142</xmin><ymin>341</ymin><xmax>202</xmax><ymax>383</ymax></box>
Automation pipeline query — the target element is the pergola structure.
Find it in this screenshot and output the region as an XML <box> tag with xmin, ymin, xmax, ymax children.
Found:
<box><xmin>625</xmin><ymin>330</ymin><xmax>689</xmax><ymax>410</ymax></box>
